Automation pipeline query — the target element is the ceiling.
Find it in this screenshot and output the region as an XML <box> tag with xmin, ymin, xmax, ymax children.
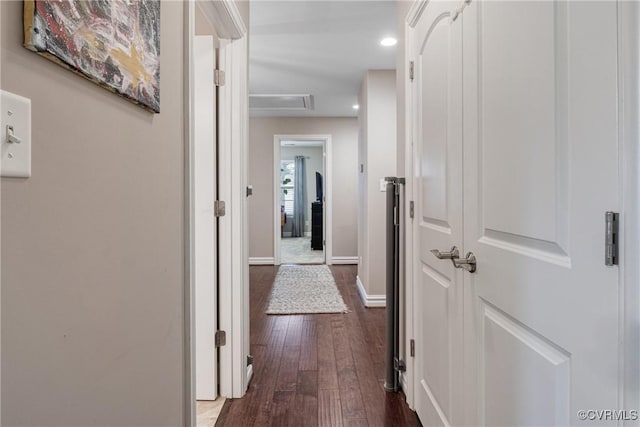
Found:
<box><xmin>249</xmin><ymin>1</ymin><xmax>397</xmax><ymax>118</ymax></box>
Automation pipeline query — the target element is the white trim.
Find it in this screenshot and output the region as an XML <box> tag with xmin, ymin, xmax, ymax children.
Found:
<box><xmin>356</xmin><ymin>275</ymin><xmax>386</xmax><ymax>308</ymax></box>
<box><xmin>402</xmin><ymin>1</ymin><xmax>422</xmax><ymax>411</ymax></box>
<box><xmin>218</xmin><ymin>31</ymin><xmax>249</xmax><ymax>399</ymax></box>
<box><xmin>400</xmin><ymin>372</ymin><xmax>409</xmax><ymax>395</ymax></box>
<box><xmin>331</xmin><ymin>256</ymin><xmax>359</xmax><ymax>265</ymax></box>
<box><xmin>249</xmin><ymin>257</ymin><xmax>275</xmax><ymax>265</ymax></box>
<box><xmin>273</xmin><ymin>135</ymin><xmax>333</xmax><ymax>266</ymax></box>
<box><xmin>246</xmin><ymin>363</ymin><xmax>254</xmax><ymax>386</ymax></box>
<box><xmin>273</xmin><ymin>139</ymin><xmax>281</xmax><ymax>265</ymax></box>
<box><xmin>184</xmin><ymin>2</ymin><xmax>196</xmax><ymax>425</ymax></box>
<box><xmin>619</xmin><ymin>0</ymin><xmax>640</xmax><ymax>416</ymax></box>
<box><xmin>185</xmin><ymin>2</ymin><xmax>248</xmax><ymax>423</ymax></box>
<box><xmin>196</xmin><ymin>0</ymin><xmax>247</xmax><ymax>40</ymax></box>
<box><xmin>305</xmin><ymin>231</ymin><xmax>312</xmax><ymax>237</ymax></box>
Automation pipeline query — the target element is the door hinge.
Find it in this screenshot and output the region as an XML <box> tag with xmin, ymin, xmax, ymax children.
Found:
<box><xmin>605</xmin><ymin>211</ymin><xmax>619</xmax><ymax>266</ymax></box>
<box><xmin>409</xmin><ymin>61</ymin><xmax>414</xmax><ymax>82</ymax></box>
<box><xmin>214</xmin><ymin>200</ymin><xmax>226</xmax><ymax>217</ymax></box>
<box><xmin>247</xmin><ymin>354</ymin><xmax>254</xmax><ymax>366</ymax></box>
<box><xmin>215</xmin><ymin>330</ymin><xmax>227</xmax><ymax>347</ymax></box>
<box><xmin>409</xmin><ymin>201</ymin><xmax>415</xmax><ymax>219</ymax></box>
<box><xmin>410</xmin><ymin>339</ymin><xmax>415</xmax><ymax>357</ymax></box>
<box><xmin>214</xmin><ymin>69</ymin><xmax>226</xmax><ymax>87</ymax></box>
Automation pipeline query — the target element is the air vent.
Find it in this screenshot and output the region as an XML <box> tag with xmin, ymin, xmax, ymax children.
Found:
<box><xmin>249</xmin><ymin>94</ymin><xmax>314</xmax><ymax>111</ymax></box>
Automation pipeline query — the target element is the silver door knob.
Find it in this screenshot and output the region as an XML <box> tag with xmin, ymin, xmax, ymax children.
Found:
<box><xmin>452</xmin><ymin>252</ymin><xmax>477</xmax><ymax>273</ymax></box>
<box><xmin>430</xmin><ymin>246</ymin><xmax>460</xmax><ymax>260</ymax></box>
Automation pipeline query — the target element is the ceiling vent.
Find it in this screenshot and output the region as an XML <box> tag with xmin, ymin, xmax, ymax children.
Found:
<box><xmin>249</xmin><ymin>94</ymin><xmax>314</xmax><ymax>111</ymax></box>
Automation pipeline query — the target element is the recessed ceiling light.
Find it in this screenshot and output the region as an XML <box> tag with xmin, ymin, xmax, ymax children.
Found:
<box><xmin>380</xmin><ymin>37</ymin><xmax>397</xmax><ymax>47</ymax></box>
<box><xmin>353</xmin><ymin>104</ymin><xmax>360</xmax><ymax>110</ymax></box>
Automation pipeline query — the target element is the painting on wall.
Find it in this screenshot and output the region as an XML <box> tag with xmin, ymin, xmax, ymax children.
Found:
<box><xmin>24</xmin><ymin>0</ymin><xmax>161</xmax><ymax>113</ymax></box>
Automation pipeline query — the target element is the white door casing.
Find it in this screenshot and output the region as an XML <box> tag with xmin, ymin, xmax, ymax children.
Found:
<box><xmin>194</xmin><ymin>35</ymin><xmax>217</xmax><ymax>401</ymax></box>
<box><xmin>409</xmin><ymin>1</ymin><xmax>624</xmax><ymax>425</ymax></box>
<box><xmin>410</xmin><ymin>1</ymin><xmax>464</xmax><ymax>425</ymax></box>
<box><xmin>273</xmin><ymin>135</ymin><xmax>333</xmax><ymax>266</ymax></box>
<box><xmin>462</xmin><ymin>2</ymin><xmax>620</xmax><ymax>424</ymax></box>
<box><xmin>185</xmin><ymin>1</ymin><xmax>248</xmax><ymax>423</ymax></box>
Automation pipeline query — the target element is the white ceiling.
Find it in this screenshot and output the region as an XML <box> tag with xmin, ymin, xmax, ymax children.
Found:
<box><xmin>249</xmin><ymin>0</ymin><xmax>397</xmax><ymax>118</ymax></box>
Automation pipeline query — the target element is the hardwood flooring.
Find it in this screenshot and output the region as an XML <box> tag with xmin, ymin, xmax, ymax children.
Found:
<box><xmin>217</xmin><ymin>265</ymin><xmax>421</xmax><ymax>427</ymax></box>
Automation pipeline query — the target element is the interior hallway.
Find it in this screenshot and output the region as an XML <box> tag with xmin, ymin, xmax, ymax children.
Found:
<box><xmin>217</xmin><ymin>265</ymin><xmax>420</xmax><ymax>426</ymax></box>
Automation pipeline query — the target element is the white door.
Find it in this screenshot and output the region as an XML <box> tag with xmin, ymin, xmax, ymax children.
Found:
<box><xmin>411</xmin><ymin>1</ymin><xmax>622</xmax><ymax>425</ymax></box>
<box><xmin>410</xmin><ymin>2</ymin><xmax>465</xmax><ymax>425</ymax></box>
<box><xmin>462</xmin><ymin>1</ymin><xmax>620</xmax><ymax>425</ymax></box>
<box><xmin>195</xmin><ymin>35</ymin><xmax>217</xmax><ymax>401</ymax></box>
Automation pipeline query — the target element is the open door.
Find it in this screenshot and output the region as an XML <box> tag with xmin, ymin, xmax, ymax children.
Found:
<box><xmin>194</xmin><ymin>35</ymin><xmax>217</xmax><ymax>401</ymax></box>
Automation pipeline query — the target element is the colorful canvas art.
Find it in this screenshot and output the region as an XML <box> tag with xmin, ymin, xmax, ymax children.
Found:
<box><xmin>24</xmin><ymin>0</ymin><xmax>161</xmax><ymax>113</ymax></box>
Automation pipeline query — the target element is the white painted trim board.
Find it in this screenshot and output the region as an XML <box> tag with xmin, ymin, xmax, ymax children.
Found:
<box><xmin>249</xmin><ymin>257</ymin><xmax>275</xmax><ymax>265</ymax></box>
<box><xmin>356</xmin><ymin>275</ymin><xmax>386</xmax><ymax>308</ymax></box>
<box><xmin>332</xmin><ymin>256</ymin><xmax>359</xmax><ymax>265</ymax></box>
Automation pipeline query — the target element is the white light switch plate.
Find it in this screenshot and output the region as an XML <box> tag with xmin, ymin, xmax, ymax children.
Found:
<box><xmin>380</xmin><ymin>178</ymin><xmax>387</xmax><ymax>192</ymax></box>
<box><xmin>1</xmin><ymin>90</ymin><xmax>32</xmax><ymax>178</ymax></box>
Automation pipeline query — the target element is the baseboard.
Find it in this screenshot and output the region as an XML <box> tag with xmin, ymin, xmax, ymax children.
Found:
<box><xmin>305</xmin><ymin>231</ymin><xmax>311</xmax><ymax>237</ymax></box>
<box><xmin>400</xmin><ymin>371</ymin><xmax>408</xmax><ymax>394</ymax></box>
<box><xmin>249</xmin><ymin>257</ymin><xmax>275</xmax><ymax>265</ymax></box>
<box><xmin>247</xmin><ymin>363</ymin><xmax>254</xmax><ymax>386</ymax></box>
<box><xmin>356</xmin><ymin>275</ymin><xmax>386</xmax><ymax>307</ymax></box>
<box><xmin>332</xmin><ymin>256</ymin><xmax>359</xmax><ymax>265</ymax></box>
<box><xmin>283</xmin><ymin>232</ymin><xmax>292</xmax><ymax>237</ymax></box>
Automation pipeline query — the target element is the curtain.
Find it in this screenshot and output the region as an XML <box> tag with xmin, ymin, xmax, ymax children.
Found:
<box><xmin>292</xmin><ymin>156</ymin><xmax>307</xmax><ymax>237</ymax></box>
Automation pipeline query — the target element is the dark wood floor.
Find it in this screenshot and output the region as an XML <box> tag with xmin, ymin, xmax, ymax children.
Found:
<box><xmin>217</xmin><ymin>265</ymin><xmax>421</xmax><ymax>427</ymax></box>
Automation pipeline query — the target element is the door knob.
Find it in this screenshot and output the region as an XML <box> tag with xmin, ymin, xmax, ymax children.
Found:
<box><xmin>452</xmin><ymin>252</ymin><xmax>477</xmax><ymax>273</ymax></box>
<box><xmin>430</xmin><ymin>246</ymin><xmax>459</xmax><ymax>260</ymax></box>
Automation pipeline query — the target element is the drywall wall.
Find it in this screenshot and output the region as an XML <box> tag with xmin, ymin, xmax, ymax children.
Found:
<box><xmin>1</xmin><ymin>1</ymin><xmax>185</xmax><ymax>425</ymax></box>
<box><xmin>249</xmin><ymin>117</ymin><xmax>358</xmax><ymax>259</ymax></box>
<box><xmin>358</xmin><ymin>70</ymin><xmax>397</xmax><ymax>297</ymax></box>
<box><xmin>280</xmin><ymin>145</ymin><xmax>324</xmax><ymax>234</ymax></box>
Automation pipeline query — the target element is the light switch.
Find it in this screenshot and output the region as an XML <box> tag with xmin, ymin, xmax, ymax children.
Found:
<box><xmin>380</xmin><ymin>178</ymin><xmax>387</xmax><ymax>192</ymax></box>
<box><xmin>1</xmin><ymin>90</ymin><xmax>32</xmax><ymax>178</ymax></box>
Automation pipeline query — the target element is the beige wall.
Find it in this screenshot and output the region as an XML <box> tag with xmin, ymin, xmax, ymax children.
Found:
<box><xmin>1</xmin><ymin>1</ymin><xmax>185</xmax><ymax>425</ymax></box>
<box><xmin>249</xmin><ymin>117</ymin><xmax>358</xmax><ymax>259</ymax></box>
<box><xmin>357</xmin><ymin>70</ymin><xmax>397</xmax><ymax>296</ymax></box>
<box><xmin>280</xmin><ymin>146</ymin><xmax>324</xmax><ymax>234</ymax></box>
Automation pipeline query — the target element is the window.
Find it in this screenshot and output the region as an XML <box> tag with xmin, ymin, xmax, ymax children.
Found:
<box><xmin>281</xmin><ymin>160</ymin><xmax>295</xmax><ymax>215</ymax></box>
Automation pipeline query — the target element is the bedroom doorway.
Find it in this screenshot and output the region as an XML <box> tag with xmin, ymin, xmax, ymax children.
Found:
<box><xmin>273</xmin><ymin>135</ymin><xmax>332</xmax><ymax>265</ymax></box>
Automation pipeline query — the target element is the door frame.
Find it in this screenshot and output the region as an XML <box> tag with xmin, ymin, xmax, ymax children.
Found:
<box><xmin>403</xmin><ymin>0</ymin><xmax>640</xmax><ymax>418</ymax></box>
<box><xmin>619</xmin><ymin>0</ymin><xmax>640</xmax><ymax>414</ymax></box>
<box><xmin>184</xmin><ymin>1</ymin><xmax>248</xmax><ymax>425</ymax></box>
<box><xmin>273</xmin><ymin>134</ymin><xmax>333</xmax><ymax>266</ymax></box>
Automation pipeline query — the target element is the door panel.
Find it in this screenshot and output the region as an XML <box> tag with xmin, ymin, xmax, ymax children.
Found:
<box><xmin>463</xmin><ymin>1</ymin><xmax>620</xmax><ymax>425</ymax></box>
<box><xmin>195</xmin><ymin>35</ymin><xmax>217</xmax><ymax>401</ymax></box>
<box><xmin>412</xmin><ymin>2</ymin><xmax>463</xmax><ymax>425</ymax></box>
<box><xmin>480</xmin><ymin>1</ymin><xmax>566</xmax><ymax>245</ymax></box>
<box><xmin>411</xmin><ymin>1</ymin><xmax>621</xmax><ymax>425</ymax></box>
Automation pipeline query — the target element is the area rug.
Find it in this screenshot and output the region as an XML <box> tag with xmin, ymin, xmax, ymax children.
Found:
<box><xmin>266</xmin><ymin>265</ymin><xmax>348</xmax><ymax>315</ymax></box>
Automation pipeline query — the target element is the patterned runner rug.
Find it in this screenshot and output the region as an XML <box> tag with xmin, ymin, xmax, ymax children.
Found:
<box><xmin>266</xmin><ymin>265</ymin><xmax>348</xmax><ymax>314</ymax></box>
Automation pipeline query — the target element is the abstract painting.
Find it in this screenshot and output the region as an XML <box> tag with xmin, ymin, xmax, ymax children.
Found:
<box><xmin>24</xmin><ymin>0</ymin><xmax>161</xmax><ymax>113</ymax></box>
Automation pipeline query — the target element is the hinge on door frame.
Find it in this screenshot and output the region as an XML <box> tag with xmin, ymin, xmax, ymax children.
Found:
<box><xmin>214</xmin><ymin>200</ymin><xmax>226</xmax><ymax>217</ymax></box>
<box><xmin>410</xmin><ymin>339</ymin><xmax>415</xmax><ymax>357</ymax></box>
<box><xmin>215</xmin><ymin>330</ymin><xmax>227</xmax><ymax>347</ymax></box>
<box><xmin>409</xmin><ymin>61</ymin><xmax>414</xmax><ymax>82</ymax></box>
<box><xmin>214</xmin><ymin>69</ymin><xmax>226</xmax><ymax>87</ymax></box>
<box><xmin>409</xmin><ymin>201</ymin><xmax>415</xmax><ymax>219</ymax></box>
<box><xmin>605</xmin><ymin>211</ymin><xmax>619</xmax><ymax>266</ymax></box>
